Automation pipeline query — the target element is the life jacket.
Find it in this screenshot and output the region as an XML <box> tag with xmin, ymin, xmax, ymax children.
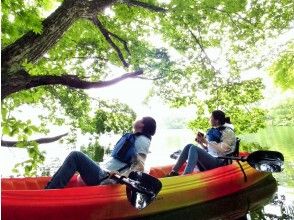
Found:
<box><xmin>206</xmin><ymin>126</ymin><xmax>226</xmax><ymax>143</ymax></box>
<box><xmin>111</xmin><ymin>133</ymin><xmax>137</xmax><ymax>164</ymax></box>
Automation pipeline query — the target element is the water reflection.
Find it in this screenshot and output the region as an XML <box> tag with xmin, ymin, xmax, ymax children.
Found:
<box><xmin>137</xmin><ymin>176</ymin><xmax>278</xmax><ymax>220</ymax></box>
<box><xmin>250</xmin><ymin>191</ymin><xmax>294</xmax><ymax>219</ymax></box>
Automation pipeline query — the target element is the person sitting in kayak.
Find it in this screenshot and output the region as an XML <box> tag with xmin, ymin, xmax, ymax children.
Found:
<box><xmin>45</xmin><ymin>116</ymin><xmax>156</xmax><ymax>189</ymax></box>
<box><xmin>168</xmin><ymin>110</ymin><xmax>236</xmax><ymax>176</ymax></box>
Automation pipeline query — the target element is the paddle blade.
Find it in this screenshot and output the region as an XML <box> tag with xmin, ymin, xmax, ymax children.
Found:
<box><xmin>126</xmin><ymin>171</ymin><xmax>162</xmax><ymax>210</ymax></box>
<box><xmin>247</xmin><ymin>150</ymin><xmax>284</xmax><ymax>172</ymax></box>
<box><xmin>170</xmin><ymin>149</ymin><xmax>182</xmax><ymax>159</ymax></box>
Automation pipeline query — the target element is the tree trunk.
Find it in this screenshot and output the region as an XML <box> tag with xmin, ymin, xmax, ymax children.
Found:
<box><xmin>1</xmin><ymin>0</ymin><xmax>116</xmax><ymax>76</ymax></box>
<box><xmin>1</xmin><ymin>0</ymin><xmax>164</xmax><ymax>100</ymax></box>
<box><xmin>1</xmin><ymin>0</ymin><xmax>117</xmax><ymax>100</ymax></box>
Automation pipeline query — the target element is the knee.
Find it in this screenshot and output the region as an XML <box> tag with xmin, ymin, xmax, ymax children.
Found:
<box><xmin>68</xmin><ymin>151</ymin><xmax>83</xmax><ymax>159</ymax></box>
<box><xmin>184</xmin><ymin>144</ymin><xmax>196</xmax><ymax>150</ymax></box>
<box><xmin>69</xmin><ymin>151</ymin><xmax>79</xmax><ymax>156</ymax></box>
<box><xmin>188</xmin><ymin>144</ymin><xmax>199</xmax><ymax>154</ymax></box>
<box><xmin>182</xmin><ymin>144</ymin><xmax>197</xmax><ymax>154</ymax></box>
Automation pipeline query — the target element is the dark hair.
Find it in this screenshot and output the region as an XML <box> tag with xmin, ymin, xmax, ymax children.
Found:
<box><xmin>211</xmin><ymin>110</ymin><xmax>227</xmax><ymax>125</ymax></box>
<box><xmin>225</xmin><ymin>116</ymin><xmax>231</xmax><ymax>124</ymax></box>
<box><xmin>142</xmin><ymin>117</ymin><xmax>156</xmax><ymax>137</ymax></box>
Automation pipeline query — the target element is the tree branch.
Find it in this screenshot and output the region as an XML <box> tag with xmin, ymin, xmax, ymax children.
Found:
<box><xmin>138</xmin><ymin>76</ymin><xmax>166</xmax><ymax>80</ymax></box>
<box><xmin>207</xmin><ymin>7</ymin><xmax>255</xmax><ymax>27</ymax></box>
<box><xmin>188</xmin><ymin>26</ymin><xmax>223</xmax><ymax>103</ymax></box>
<box><xmin>91</xmin><ymin>16</ymin><xmax>129</xmax><ymax>67</ymax></box>
<box><xmin>1</xmin><ymin>0</ymin><xmax>117</xmax><ymax>75</ymax></box>
<box><xmin>43</xmin><ymin>55</ymin><xmax>108</xmax><ymax>63</ymax></box>
<box><xmin>2</xmin><ymin>69</ymin><xmax>143</xmax><ymax>99</ymax></box>
<box><xmin>123</xmin><ymin>0</ymin><xmax>167</xmax><ymax>12</ymax></box>
<box><xmin>188</xmin><ymin>28</ymin><xmax>220</xmax><ymax>75</ymax></box>
<box><xmin>108</xmin><ymin>31</ymin><xmax>131</xmax><ymax>56</ymax></box>
<box><xmin>1</xmin><ymin>133</ymin><xmax>68</xmax><ymax>147</ymax></box>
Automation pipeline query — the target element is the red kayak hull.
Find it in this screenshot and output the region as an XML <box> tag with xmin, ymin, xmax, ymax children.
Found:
<box><xmin>2</xmin><ymin>158</ymin><xmax>273</xmax><ymax>220</ymax></box>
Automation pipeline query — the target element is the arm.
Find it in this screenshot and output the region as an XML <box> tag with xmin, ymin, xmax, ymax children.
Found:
<box><xmin>204</xmin><ymin>141</ymin><xmax>229</xmax><ymax>153</ymax></box>
<box><xmin>198</xmin><ymin>128</ymin><xmax>235</xmax><ymax>154</ymax></box>
<box><xmin>203</xmin><ymin>129</ymin><xmax>235</xmax><ymax>153</ymax></box>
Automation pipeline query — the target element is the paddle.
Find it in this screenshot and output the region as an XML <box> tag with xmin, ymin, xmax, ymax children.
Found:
<box><xmin>110</xmin><ymin>171</ymin><xmax>162</xmax><ymax>210</ymax></box>
<box><xmin>170</xmin><ymin>150</ymin><xmax>284</xmax><ymax>173</ymax></box>
<box><xmin>217</xmin><ymin>150</ymin><xmax>284</xmax><ymax>172</ymax></box>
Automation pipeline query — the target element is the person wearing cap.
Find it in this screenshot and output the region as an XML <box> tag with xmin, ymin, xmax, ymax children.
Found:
<box><xmin>45</xmin><ymin>117</ymin><xmax>157</xmax><ymax>189</ymax></box>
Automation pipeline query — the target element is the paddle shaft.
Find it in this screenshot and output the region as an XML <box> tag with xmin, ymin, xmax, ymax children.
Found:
<box><xmin>217</xmin><ymin>156</ymin><xmax>279</xmax><ymax>162</ymax></box>
<box><xmin>217</xmin><ymin>156</ymin><xmax>247</xmax><ymax>161</ymax></box>
<box><xmin>110</xmin><ymin>174</ymin><xmax>155</xmax><ymax>197</ymax></box>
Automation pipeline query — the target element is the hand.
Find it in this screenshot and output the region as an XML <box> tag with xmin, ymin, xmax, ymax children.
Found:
<box><xmin>195</xmin><ymin>132</ymin><xmax>200</xmax><ymax>143</ymax></box>
<box><xmin>196</xmin><ymin>132</ymin><xmax>205</xmax><ymax>144</ymax></box>
<box><xmin>108</xmin><ymin>171</ymin><xmax>119</xmax><ymax>178</ymax></box>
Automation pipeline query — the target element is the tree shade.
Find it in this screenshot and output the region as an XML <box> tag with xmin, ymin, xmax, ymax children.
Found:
<box><xmin>1</xmin><ymin>0</ymin><xmax>293</xmax><ymax>175</ymax></box>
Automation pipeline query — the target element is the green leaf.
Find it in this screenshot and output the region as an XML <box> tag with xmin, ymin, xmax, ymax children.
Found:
<box><xmin>2</xmin><ymin>125</ymin><xmax>10</xmax><ymax>135</ymax></box>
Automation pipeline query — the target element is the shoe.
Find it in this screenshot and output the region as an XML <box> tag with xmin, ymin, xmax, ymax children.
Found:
<box><xmin>166</xmin><ymin>171</ymin><xmax>179</xmax><ymax>177</ymax></box>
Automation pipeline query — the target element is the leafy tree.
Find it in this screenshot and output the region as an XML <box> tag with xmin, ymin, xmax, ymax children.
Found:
<box><xmin>185</xmin><ymin>78</ymin><xmax>267</xmax><ymax>134</ymax></box>
<box><xmin>2</xmin><ymin>0</ymin><xmax>162</xmax><ymax>175</ymax></box>
<box><xmin>2</xmin><ymin>95</ymin><xmax>136</xmax><ymax>176</ymax></box>
<box><xmin>269</xmin><ymin>42</ymin><xmax>294</xmax><ymax>90</ymax></box>
<box><xmin>81</xmin><ymin>142</ymin><xmax>106</xmax><ymax>162</ymax></box>
<box><xmin>1</xmin><ymin>0</ymin><xmax>294</xmax><ymax>175</ymax></box>
<box><xmin>267</xmin><ymin>98</ymin><xmax>294</xmax><ymax>126</ymax></box>
<box><xmin>147</xmin><ymin>0</ymin><xmax>293</xmax><ymax>134</ymax></box>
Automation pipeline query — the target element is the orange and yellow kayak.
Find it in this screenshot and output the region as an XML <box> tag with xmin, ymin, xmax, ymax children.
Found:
<box><xmin>1</xmin><ymin>159</ymin><xmax>273</xmax><ymax>220</ymax></box>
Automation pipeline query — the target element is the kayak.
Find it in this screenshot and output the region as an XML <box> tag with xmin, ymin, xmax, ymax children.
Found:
<box><xmin>1</xmin><ymin>156</ymin><xmax>274</xmax><ymax>220</ymax></box>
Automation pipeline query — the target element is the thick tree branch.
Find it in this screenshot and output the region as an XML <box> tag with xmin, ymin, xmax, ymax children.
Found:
<box><xmin>108</xmin><ymin>31</ymin><xmax>131</xmax><ymax>56</ymax></box>
<box><xmin>2</xmin><ymin>69</ymin><xmax>143</xmax><ymax>99</ymax></box>
<box><xmin>1</xmin><ymin>0</ymin><xmax>117</xmax><ymax>75</ymax></box>
<box><xmin>123</xmin><ymin>0</ymin><xmax>167</xmax><ymax>12</ymax></box>
<box><xmin>1</xmin><ymin>0</ymin><xmax>166</xmax><ymax>99</ymax></box>
<box><xmin>1</xmin><ymin>133</ymin><xmax>68</xmax><ymax>147</ymax></box>
<box><xmin>91</xmin><ymin>16</ymin><xmax>129</xmax><ymax>67</ymax></box>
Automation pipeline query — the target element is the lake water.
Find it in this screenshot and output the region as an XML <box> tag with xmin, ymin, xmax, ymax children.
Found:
<box><xmin>1</xmin><ymin>126</ymin><xmax>293</xmax><ymax>219</ymax></box>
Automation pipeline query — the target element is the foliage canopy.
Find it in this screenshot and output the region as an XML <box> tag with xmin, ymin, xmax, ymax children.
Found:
<box><xmin>1</xmin><ymin>0</ymin><xmax>294</xmax><ymax>175</ymax></box>
<box><xmin>269</xmin><ymin>42</ymin><xmax>294</xmax><ymax>90</ymax></box>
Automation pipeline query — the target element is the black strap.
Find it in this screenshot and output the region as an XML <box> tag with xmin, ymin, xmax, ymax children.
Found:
<box><xmin>237</xmin><ymin>160</ymin><xmax>247</xmax><ymax>182</ymax></box>
<box><xmin>217</xmin><ymin>126</ymin><xmax>227</xmax><ymax>131</ymax></box>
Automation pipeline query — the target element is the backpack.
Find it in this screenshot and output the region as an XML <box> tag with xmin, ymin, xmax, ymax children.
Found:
<box><xmin>111</xmin><ymin>133</ymin><xmax>137</xmax><ymax>164</ymax></box>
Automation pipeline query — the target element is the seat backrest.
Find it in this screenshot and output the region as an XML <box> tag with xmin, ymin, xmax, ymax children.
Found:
<box><xmin>232</xmin><ymin>137</ymin><xmax>240</xmax><ymax>156</ymax></box>
<box><xmin>224</xmin><ymin>137</ymin><xmax>240</xmax><ymax>165</ymax></box>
